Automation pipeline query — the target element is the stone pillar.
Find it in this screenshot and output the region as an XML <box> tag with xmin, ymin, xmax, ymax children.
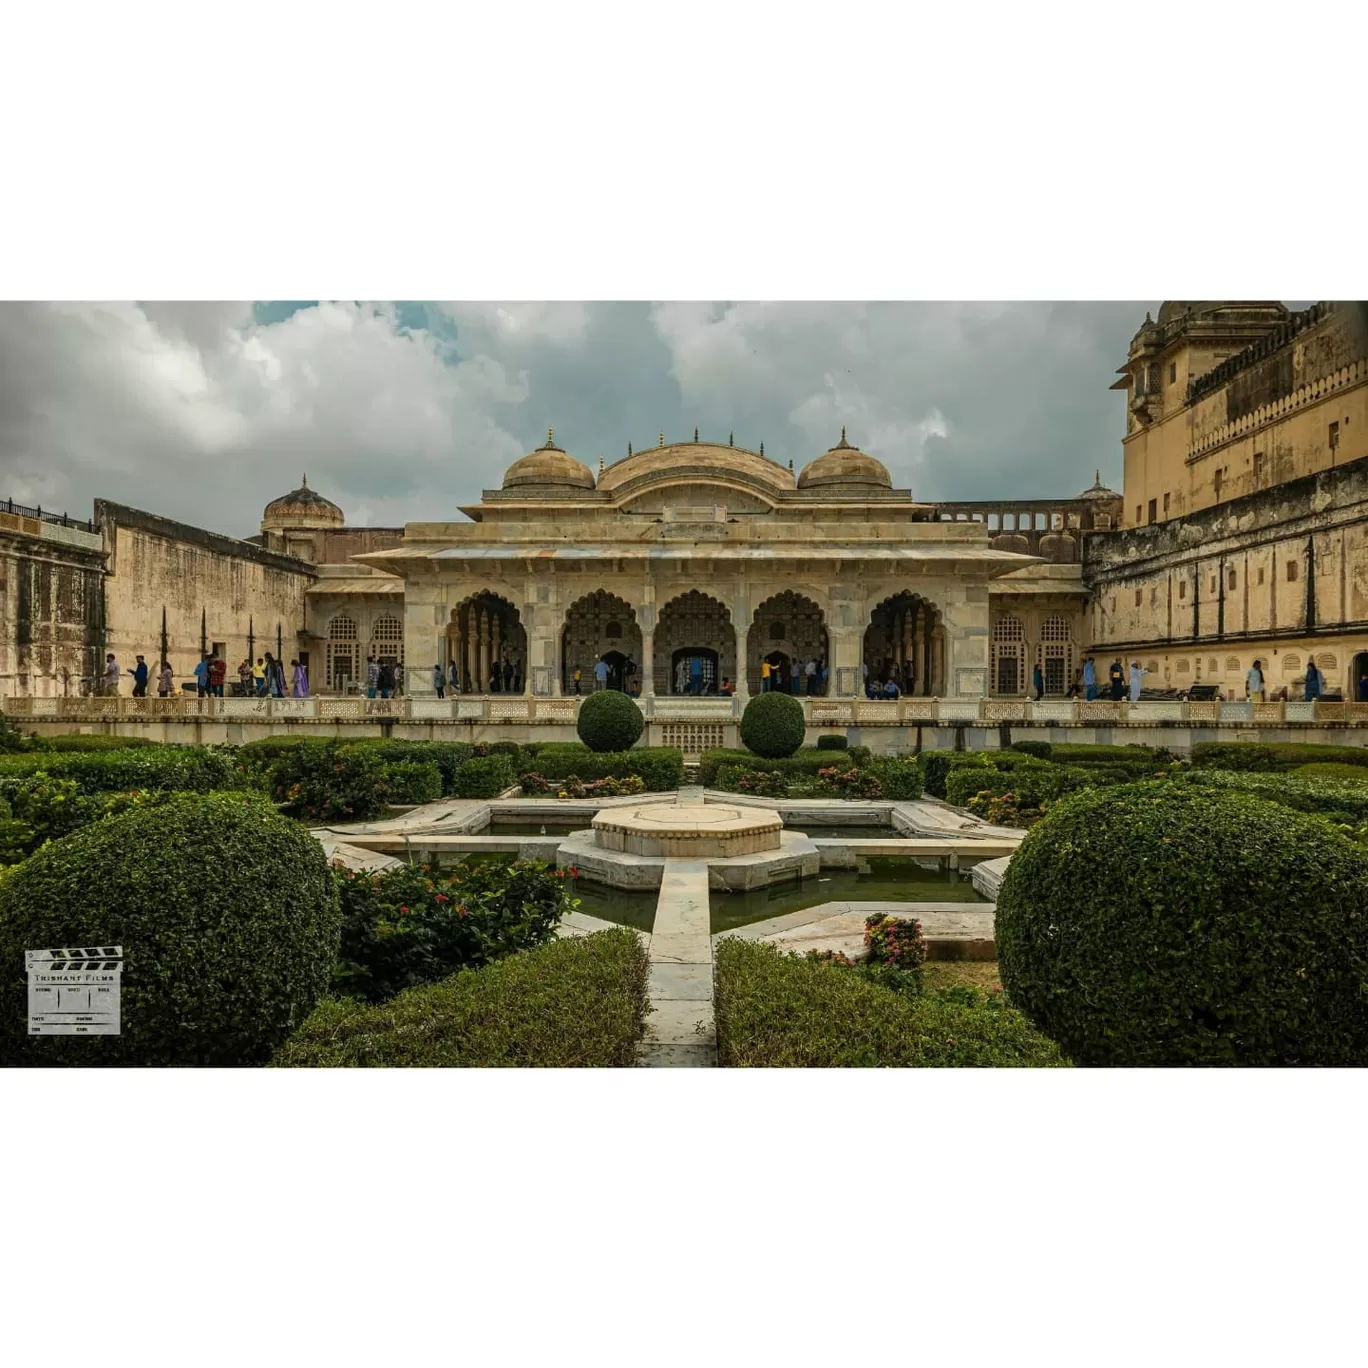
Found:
<box><xmin>452</xmin><ymin>624</ymin><xmax>462</xmax><ymax>686</ymax></box>
<box><xmin>478</xmin><ymin>610</ymin><xmax>489</xmax><ymax>693</ymax></box>
<box><xmin>464</xmin><ymin>608</ymin><xmax>476</xmax><ymax>695</ymax></box>
<box><xmin>402</xmin><ymin>590</ymin><xmax>440</xmax><ymax>696</ymax></box>
<box><xmin>491</xmin><ymin>614</ymin><xmax>502</xmax><ymax>691</ymax></box>
<box><xmin>641</xmin><ymin>627</ymin><xmax>655</xmax><ymax>697</ymax></box>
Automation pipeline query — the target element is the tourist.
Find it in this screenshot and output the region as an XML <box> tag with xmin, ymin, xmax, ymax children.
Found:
<box><xmin>157</xmin><ymin>660</ymin><xmax>174</xmax><ymax>697</ymax></box>
<box><xmin>902</xmin><ymin>661</ymin><xmax>915</xmax><ymax>696</ymax></box>
<box><xmin>572</xmin><ymin>665</ymin><xmax>582</xmax><ymax>695</ymax></box>
<box><xmin>237</xmin><ymin>658</ymin><xmax>252</xmax><ymax>696</ymax></box>
<box><xmin>1246</xmin><ymin>659</ymin><xmax>1265</xmax><ymax>702</ymax></box>
<box><xmin>432</xmin><ymin>663</ymin><xmax>446</xmax><ymax>699</ymax></box>
<box><xmin>209</xmin><ymin>655</ymin><xmax>227</xmax><ymax>698</ymax></box>
<box><xmin>1032</xmin><ymin>663</ymin><xmax>1044</xmax><ymax>701</ymax></box>
<box><xmin>193</xmin><ymin>655</ymin><xmax>210</xmax><ymax>697</ymax></box>
<box><xmin>291</xmin><ymin>659</ymin><xmax>309</xmax><ymax>697</ymax></box>
<box><xmin>1304</xmin><ymin>657</ymin><xmax>1323</xmax><ymax>702</ymax></box>
<box><xmin>719</xmin><ymin>676</ymin><xmax>734</xmax><ymax>695</ymax></box>
<box><xmin>449</xmin><ymin>659</ymin><xmax>460</xmax><ymax>695</ymax></box>
<box><xmin>883</xmin><ymin>677</ymin><xmax>901</xmax><ymax>699</ymax></box>
<box><xmin>1128</xmin><ymin>660</ymin><xmax>1148</xmax><ymax>702</ymax></box>
<box><xmin>804</xmin><ymin>657</ymin><xmax>816</xmax><ymax>694</ymax></box>
<box><xmin>789</xmin><ymin>658</ymin><xmax>801</xmax><ymax>693</ymax></box>
<box><xmin>1082</xmin><ymin>656</ymin><xmax>1097</xmax><ymax>701</ymax></box>
<box><xmin>627</xmin><ymin>677</ymin><xmax>641</xmax><ymax>698</ymax></box>
<box><xmin>377</xmin><ymin>661</ymin><xmax>394</xmax><ymax>700</ymax></box>
<box><xmin>252</xmin><ymin>657</ymin><xmax>267</xmax><ymax>696</ymax></box>
<box><xmin>365</xmin><ymin>654</ymin><xmax>379</xmax><ymax>699</ymax></box>
<box><xmin>759</xmin><ymin>659</ymin><xmax>770</xmax><ymax>692</ymax></box>
<box><xmin>1107</xmin><ymin>659</ymin><xmax>1125</xmax><ymax>700</ymax></box>
<box><xmin>819</xmin><ymin>658</ymin><xmax>828</xmax><ymax>695</ymax></box>
<box><xmin>514</xmin><ymin>656</ymin><xmax>524</xmax><ymax>692</ymax></box>
<box><xmin>1066</xmin><ymin>670</ymin><xmax>1081</xmax><ymax>700</ymax></box>
<box><xmin>689</xmin><ymin>656</ymin><xmax>703</xmax><ymax>695</ymax></box>
<box><xmin>130</xmin><ymin>654</ymin><xmax>149</xmax><ymax>698</ymax></box>
<box><xmin>1359</xmin><ymin>667</ymin><xmax>1368</xmax><ymax>702</ymax></box>
<box><xmin>595</xmin><ymin>657</ymin><xmax>610</xmax><ymax>691</ymax></box>
<box><xmin>503</xmin><ymin>657</ymin><xmax>514</xmax><ymax>693</ymax></box>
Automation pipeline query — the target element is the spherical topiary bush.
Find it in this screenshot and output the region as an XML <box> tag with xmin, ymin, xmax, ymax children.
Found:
<box><xmin>996</xmin><ymin>780</ymin><xmax>1368</xmax><ymax>1067</ymax></box>
<box><xmin>576</xmin><ymin>689</ymin><xmax>644</xmax><ymax>753</ymax></box>
<box><xmin>740</xmin><ymin>692</ymin><xmax>806</xmax><ymax>759</ymax></box>
<box><xmin>0</xmin><ymin>793</ymin><xmax>341</xmax><ymax>1067</ymax></box>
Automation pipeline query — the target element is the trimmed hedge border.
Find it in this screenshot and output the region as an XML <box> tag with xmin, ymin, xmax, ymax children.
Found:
<box><xmin>1193</xmin><ymin>742</ymin><xmax>1368</xmax><ymax>773</ymax></box>
<box><xmin>272</xmin><ymin>927</ymin><xmax>651</xmax><ymax>1067</ymax></box>
<box><xmin>0</xmin><ymin>746</ymin><xmax>240</xmax><ymax>795</ymax></box>
<box><xmin>523</xmin><ymin>744</ymin><xmax>683</xmax><ymax>792</ymax></box>
<box><xmin>714</xmin><ymin>938</ymin><xmax>1067</xmax><ymax>1067</ymax></box>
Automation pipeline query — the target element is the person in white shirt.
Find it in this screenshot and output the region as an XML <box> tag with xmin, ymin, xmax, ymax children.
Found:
<box><xmin>103</xmin><ymin>653</ymin><xmax>120</xmax><ymax>696</ymax></box>
<box><xmin>1128</xmin><ymin>660</ymin><xmax>1148</xmax><ymax>703</ymax></box>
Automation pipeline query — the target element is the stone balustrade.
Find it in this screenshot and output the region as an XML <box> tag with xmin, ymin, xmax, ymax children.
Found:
<box><xmin>6</xmin><ymin>693</ymin><xmax>1366</xmax><ymax>728</ymax></box>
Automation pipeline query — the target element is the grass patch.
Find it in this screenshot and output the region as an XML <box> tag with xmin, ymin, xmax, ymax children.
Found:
<box><xmin>922</xmin><ymin>960</ymin><xmax>1003</xmax><ymax>993</ymax></box>
<box><xmin>714</xmin><ymin>938</ymin><xmax>1066</xmax><ymax>1067</ymax></box>
<box><xmin>271</xmin><ymin>928</ymin><xmax>650</xmax><ymax>1067</ymax></box>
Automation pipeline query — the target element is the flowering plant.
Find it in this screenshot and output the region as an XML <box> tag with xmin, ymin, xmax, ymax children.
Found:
<box><xmin>864</xmin><ymin>913</ymin><xmax>928</xmax><ymax>971</ymax></box>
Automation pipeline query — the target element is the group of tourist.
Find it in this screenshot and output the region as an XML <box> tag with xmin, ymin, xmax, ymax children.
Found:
<box><xmin>99</xmin><ymin>651</ymin><xmax>309</xmax><ymax>698</ymax></box>
<box><xmin>762</xmin><ymin>657</ymin><xmax>828</xmax><ymax>695</ymax></box>
<box><xmin>431</xmin><ymin>656</ymin><xmax>522</xmax><ymax>697</ymax></box>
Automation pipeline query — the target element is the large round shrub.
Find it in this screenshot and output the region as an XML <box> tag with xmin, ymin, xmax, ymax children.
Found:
<box><xmin>996</xmin><ymin>780</ymin><xmax>1368</xmax><ymax>1066</ymax></box>
<box><xmin>740</xmin><ymin>692</ymin><xmax>805</xmax><ymax>759</ymax></box>
<box><xmin>0</xmin><ymin>793</ymin><xmax>341</xmax><ymax>1067</ymax></box>
<box><xmin>576</xmin><ymin>689</ymin><xmax>644</xmax><ymax>753</ymax></box>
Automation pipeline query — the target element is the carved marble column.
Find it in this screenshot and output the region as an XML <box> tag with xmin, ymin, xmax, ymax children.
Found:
<box><xmin>464</xmin><ymin>608</ymin><xmax>476</xmax><ymax>695</ymax></box>
<box><xmin>478</xmin><ymin>610</ymin><xmax>489</xmax><ymax>693</ymax></box>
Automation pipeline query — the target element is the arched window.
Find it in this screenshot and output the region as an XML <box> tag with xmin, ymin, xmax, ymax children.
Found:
<box><xmin>326</xmin><ymin>615</ymin><xmax>360</xmax><ymax>691</ymax></box>
<box><xmin>1225</xmin><ymin>656</ymin><xmax>1241</xmax><ymax>673</ymax></box>
<box><xmin>1282</xmin><ymin>654</ymin><xmax>1301</xmax><ymax>676</ymax></box>
<box><xmin>605</xmin><ymin>621</ymin><xmax>622</xmax><ymax>640</ymax></box>
<box><xmin>769</xmin><ymin>621</ymin><xmax>785</xmax><ymax>641</ymax></box>
<box><xmin>370</xmin><ymin>615</ymin><xmax>404</xmax><ymax>668</ymax></box>
<box><xmin>1208</xmin><ymin>658</ymin><xmax>1219</xmax><ymax>675</ymax></box>
<box><xmin>1039</xmin><ymin>615</ymin><xmax>1073</xmax><ymax>696</ymax></box>
<box><xmin>1313</xmin><ymin>652</ymin><xmax>1338</xmax><ymax>673</ymax></box>
<box><xmin>991</xmin><ymin>615</ymin><xmax>1025</xmax><ymax>696</ymax></box>
<box><xmin>1176</xmin><ymin>659</ymin><xmax>1190</xmax><ymax>675</ymax></box>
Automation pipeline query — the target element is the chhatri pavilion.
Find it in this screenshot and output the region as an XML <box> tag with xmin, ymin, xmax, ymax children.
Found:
<box><xmin>342</xmin><ymin>430</ymin><xmax>1103</xmax><ymax>703</ymax></box>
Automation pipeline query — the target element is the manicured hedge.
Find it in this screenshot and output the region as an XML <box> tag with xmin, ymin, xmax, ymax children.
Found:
<box><xmin>526</xmin><ymin>744</ymin><xmax>683</xmax><ymax>792</ymax></box>
<box><xmin>577</xmin><ymin>689</ymin><xmax>644</xmax><ymax>753</ymax></box>
<box><xmin>1009</xmin><ymin>740</ymin><xmax>1053</xmax><ymax>760</ymax></box>
<box><xmin>1294</xmin><ymin>763</ymin><xmax>1368</xmax><ymax>782</ymax></box>
<box><xmin>714</xmin><ymin>938</ymin><xmax>1066</xmax><ymax>1067</ymax></box>
<box><xmin>1180</xmin><ymin>768</ymin><xmax>1368</xmax><ymax>826</ymax></box>
<box><xmin>238</xmin><ymin>737</ymin><xmax>480</xmax><ymax>797</ymax></box>
<box><xmin>700</xmin><ymin>747</ymin><xmax>870</xmax><ymax>786</ymax></box>
<box><xmin>384</xmin><ymin>761</ymin><xmax>443</xmax><ymax>806</ymax></box>
<box><xmin>815</xmin><ymin>734</ymin><xmax>849</xmax><ymax>751</ymax></box>
<box><xmin>453</xmin><ymin>754</ymin><xmax>516</xmax><ymax>798</ymax></box>
<box><xmin>740</xmin><ymin>691</ymin><xmax>806</xmax><ymax>758</ymax></box>
<box><xmin>864</xmin><ymin>757</ymin><xmax>924</xmax><ymax>800</ymax></box>
<box><xmin>32</xmin><ymin>734</ymin><xmax>159</xmax><ymax>752</ymax></box>
<box><xmin>996</xmin><ymin>780</ymin><xmax>1368</xmax><ymax>1066</ymax></box>
<box><xmin>916</xmin><ymin>749</ymin><xmax>959</xmax><ymax>799</ymax></box>
<box><xmin>0</xmin><ymin>793</ymin><xmax>341</xmax><ymax>1067</ymax></box>
<box><xmin>944</xmin><ymin>761</ymin><xmax>1096</xmax><ymax>808</ymax></box>
<box><xmin>267</xmin><ymin>741</ymin><xmax>392</xmax><ymax>822</ymax></box>
<box><xmin>1192</xmin><ymin>742</ymin><xmax>1368</xmax><ymax>773</ymax></box>
<box><xmin>272</xmin><ymin>928</ymin><xmax>651</xmax><ymax>1067</ymax></box>
<box><xmin>0</xmin><ymin>745</ymin><xmax>239</xmax><ymax>794</ymax></box>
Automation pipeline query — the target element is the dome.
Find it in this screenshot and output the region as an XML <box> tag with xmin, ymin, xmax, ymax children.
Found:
<box><xmin>1078</xmin><ymin>470</ymin><xmax>1120</xmax><ymax>501</ymax></box>
<box><xmin>501</xmin><ymin>430</ymin><xmax>595</xmax><ymax>492</ymax></box>
<box><xmin>261</xmin><ymin>475</ymin><xmax>344</xmax><ymax>530</ymax></box>
<box><xmin>596</xmin><ymin>437</ymin><xmax>793</xmax><ymax>496</ymax></box>
<box><xmin>796</xmin><ymin>430</ymin><xmax>892</xmax><ymax>491</ymax></box>
<box><xmin>1156</xmin><ymin>301</ymin><xmax>1286</xmax><ymax>328</ymax></box>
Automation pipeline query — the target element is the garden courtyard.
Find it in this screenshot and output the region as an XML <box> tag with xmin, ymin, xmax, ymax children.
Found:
<box><xmin>3</xmin><ymin>688</ymin><xmax>1368</xmax><ymax>1068</ymax></box>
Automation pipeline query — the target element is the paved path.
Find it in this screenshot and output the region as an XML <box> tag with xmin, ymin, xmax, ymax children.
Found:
<box><xmin>639</xmin><ymin>859</ymin><xmax>716</xmax><ymax>1067</ymax></box>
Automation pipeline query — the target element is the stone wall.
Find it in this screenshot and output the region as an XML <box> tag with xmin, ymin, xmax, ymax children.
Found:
<box><xmin>0</xmin><ymin>513</ymin><xmax>106</xmax><ymax>697</ymax></box>
<box><xmin>96</xmin><ymin>501</ymin><xmax>316</xmax><ymax>690</ymax></box>
<box><xmin>1083</xmin><ymin>453</ymin><xmax>1368</xmax><ymax>697</ymax></box>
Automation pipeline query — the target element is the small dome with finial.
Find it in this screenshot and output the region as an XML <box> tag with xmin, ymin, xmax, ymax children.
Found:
<box><xmin>797</xmin><ymin>429</ymin><xmax>893</xmax><ymax>491</ymax></box>
<box><xmin>1077</xmin><ymin>469</ymin><xmax>1120</xmax><ymax>501</ymax></box>
<box><xmin>502</xmin><ymin>428</ymin><xmax>595</xmax><ymax>492</ymax></box>
<box><xmin>262</xmin><ymin>473</ymin><xmax>345</xmax><ymax>531</ymax></box>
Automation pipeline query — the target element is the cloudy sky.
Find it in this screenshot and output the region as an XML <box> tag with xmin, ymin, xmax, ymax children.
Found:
<box><xmin>0</xmin><ymin>301</ymin><xmax>1153</xmax><ymax>537</ymax></box>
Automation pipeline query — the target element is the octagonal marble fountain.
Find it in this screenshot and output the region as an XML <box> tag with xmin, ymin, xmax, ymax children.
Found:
<box><xmin>592</xmin><ymin>802</ymin><xmax>782</xmax><ymax>859</ymax></box>
<box><xmin>558</xmin><ymin>798</ymin><xmax>818</xmax><ymax>891</ymax></box>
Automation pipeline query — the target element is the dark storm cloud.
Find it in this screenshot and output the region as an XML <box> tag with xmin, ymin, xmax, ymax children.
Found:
<box><xmin>0</xmin><ymin>301</ymin><xmax>1147</xmax><ymax>538</ymax></box>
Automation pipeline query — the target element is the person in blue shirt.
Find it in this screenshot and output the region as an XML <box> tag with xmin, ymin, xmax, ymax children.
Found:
<box><xmin>882</xmin><ymin>678</ymin><xmax>901</xmax><ymax>699</ymax></box>
<box><xmin>130</xmin><ymin>655</ymin><xmax>149</xmax><ymax>698</ymax></box>
<box><xmin>1082</xmin><ymin>657</ymin><xmax>1097</xmax><ymax>701</ymax></box>
<box><xmin>192</xmin><ymin>655</ymin><xmax>210</xmax><ymax>697</ymax></box>
<box><xmin>1303</xmin><ymin>658</ymin><xmax>1322</xmax><ymax>701</ymax></box>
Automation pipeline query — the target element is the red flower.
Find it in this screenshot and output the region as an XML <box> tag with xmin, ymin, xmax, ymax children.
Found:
<box><xmin>399</xmin><ymin>905</ymin><xmax>409</xmax><ymax>914</ymax></box>
<box><xmin>435</xmin><ymin>893</ymin><xmax>449</xmax><ymax>903</ymax></box>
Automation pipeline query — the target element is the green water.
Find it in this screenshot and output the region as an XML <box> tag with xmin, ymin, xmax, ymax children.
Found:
<box><xmin>570</xmin><ymin>882</ymin><xmax>657</xmax><ymax>933</ymax></box>
<box><xmin>787</xmin><ymin>824</ymin><xmax>905</xmax><ymax>840</ymax></box>
<box><xmin>709</xmin><ymin>857</ymin><xmax>986</xmax><ymax>934</ymax></box>
<box><xmin>483</xmin><ymin>820</ymin><xmax>591</xmax><ymax>836</ymax></box>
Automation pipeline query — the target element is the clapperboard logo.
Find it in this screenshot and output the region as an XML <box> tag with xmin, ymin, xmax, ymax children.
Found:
<box><xmin>26</xmin><ymin>946</ymin><xmax>124</xmax><ymax>1035</ymax></box>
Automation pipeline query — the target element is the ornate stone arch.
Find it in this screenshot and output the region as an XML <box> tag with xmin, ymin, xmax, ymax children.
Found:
<box><xmin>655</xmin><ymin>591</ymin><xmax>736</xmax><ymax>695</ymax></box>
<box><xmin>746</xmin><ymin>590</ymin><xmax>828</xmax><ymax>696</ymax></box>
<box><xmin>561</xmin><ymin>589</ymin><xmax>642</xmax><ymax>693</ymax></box>
<box><xmin>862</xmin><ymin>591</ymin><xmax>944</xmax><ymax>696</ymax></box>
<box><xmin>448</xmin><ymin>591</ymin><xmax>526</xmax><ymax>694</ymax></box>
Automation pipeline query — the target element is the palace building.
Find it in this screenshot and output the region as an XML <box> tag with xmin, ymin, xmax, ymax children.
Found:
<box><xmin>3</xmin><ymin>300</ymin><xmax>1364</xmax><ymax>713</ymax></box>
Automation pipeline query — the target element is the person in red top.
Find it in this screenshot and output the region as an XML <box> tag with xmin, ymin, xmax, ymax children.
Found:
<box><xmin>719</xmin><ymin>677</ymin><xmax>735</xmax><ymax>695</ymax></box>
<box><xmin>208</xmin><ymin>655</ymin><xmax>227</xmax><ymax>698</ymax></box>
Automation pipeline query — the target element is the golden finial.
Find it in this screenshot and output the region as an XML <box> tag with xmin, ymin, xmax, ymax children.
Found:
<box><xmin>728</xmin><ymin>432</ymin><xmax>733</xmax><ymax>447</ymax></box>
<box><xmin>301</xmin><ymin>472</ymin><xmax>307</xmax><ymax>487</ymax></box>
<box><xmin>599</xmin><ymin>456</ymin><xmax>605</xmax><ymax>474</ymax></box>
<box><xmin>628</xmin><ymin>442</ymin><xmax>632</xmax><ymax>457</ymax></box>
<box><xmin>694</xmin><ymin>427</ymin><xmax>699</xmax><ymax>442</ymax></box>
<box><xmin>658</xmin><ymin>432</ymin><xmax>664</xmax><ymax>448</ymax></box>
<box><xmin>760</xmin><ymin>441</ymin><xmax>764</xmax><ymax>457</ymax></box>
<box><xmin>788</xmin><ymin>458</ymin><xmax>793</xmax><ymax>471</ymax></box>
<box><xmin>548</xmin><ymin>427</ymin><xmax>554</xmax><ymax>445</ymax></box>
